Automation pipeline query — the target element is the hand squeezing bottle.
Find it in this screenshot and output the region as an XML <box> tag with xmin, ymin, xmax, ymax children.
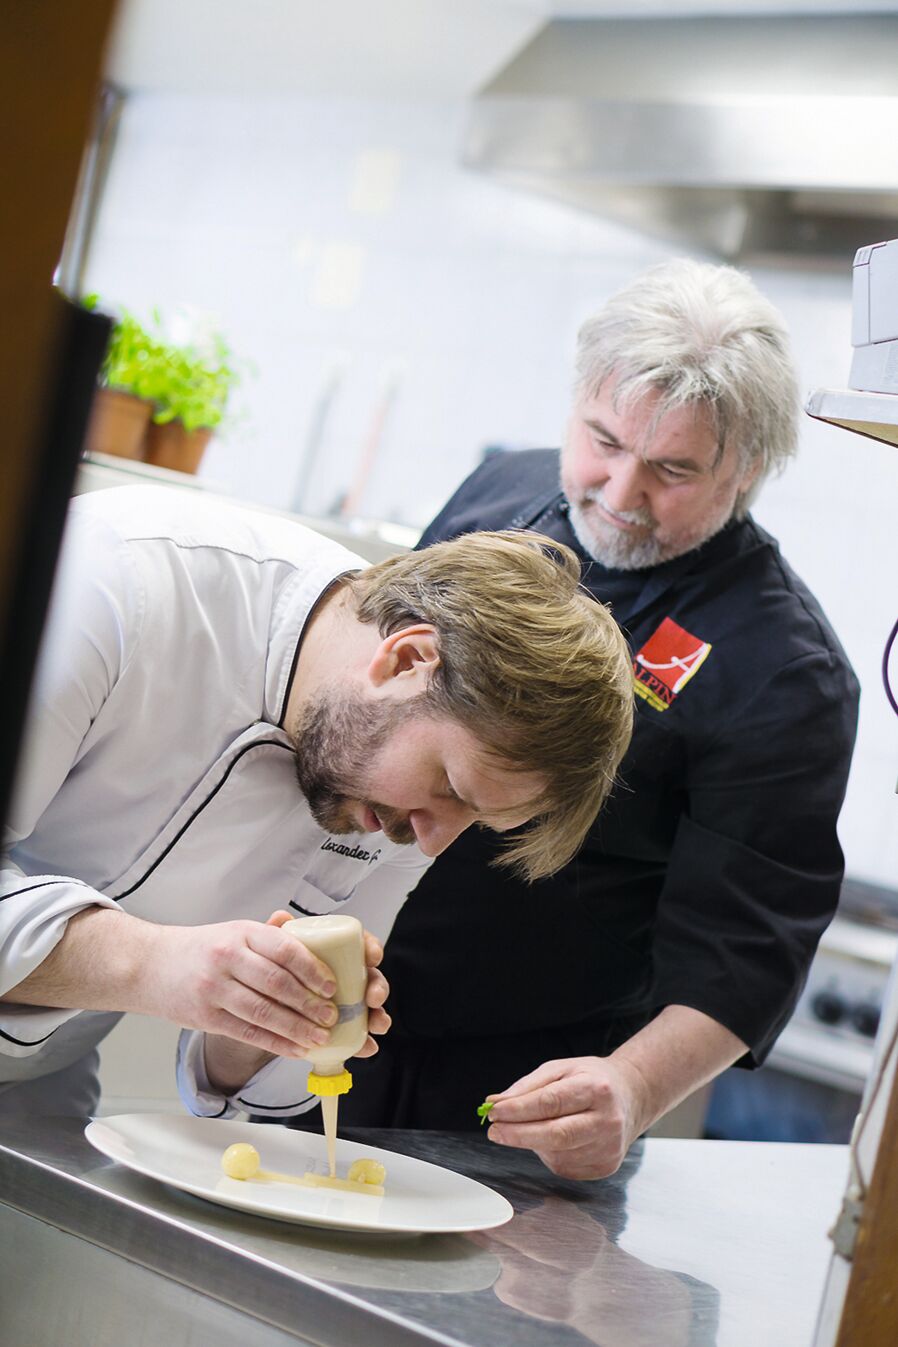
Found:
<box><xmin>283</xmin><ymin>914</ymin><xmax>367</xmax><ymax>1176</ymax></box>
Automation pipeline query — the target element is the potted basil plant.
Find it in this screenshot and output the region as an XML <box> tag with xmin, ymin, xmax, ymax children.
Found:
<box><xmin>83</xmin><ymin>299</ymin><xmax>241</xmax><ymax>474</ymax></box>
<box><xmin>83</xmin><ymin>305</ymin><xmax>162</xmax><ymax>460</ymax></box>
<box><xmin>143</xmin><ymin>332</ymin><xmax>239</xmax><ymax>475</ymax></box>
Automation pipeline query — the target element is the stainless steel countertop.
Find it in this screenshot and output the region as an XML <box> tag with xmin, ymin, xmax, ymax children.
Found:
<box><xmin>0</xmin><ymin>1120</ymin><xmax>847</xmax><ymax>1347</ymax></box>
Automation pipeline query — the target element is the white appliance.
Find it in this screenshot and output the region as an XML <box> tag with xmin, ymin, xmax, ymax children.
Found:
<box><xmin>849</xmin><ymin>238</ymin><xmax>898</xmax><ymax>395</ymax></box>
<box><xmin>771</xmin><ymin>902</ymin><xmax>898</xmax><ymax>1095</ymax></box>
<box><xmin>806</xmin><ymin>236</ymin><xmax>898</xmax><ymax>446</ymax></box>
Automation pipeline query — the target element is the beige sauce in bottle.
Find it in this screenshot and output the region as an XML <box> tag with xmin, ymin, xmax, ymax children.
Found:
<box><xmin>283</xmin><ymin>914</ymin><xmax>368</xmax><ymax>1178</ymax></box>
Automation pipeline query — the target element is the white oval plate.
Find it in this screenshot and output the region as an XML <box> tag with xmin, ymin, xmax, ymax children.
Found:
<box><xmin>85</xmin><ymin>1114</ymin><xmax>513</xmax><ymax>1236</ymax></box>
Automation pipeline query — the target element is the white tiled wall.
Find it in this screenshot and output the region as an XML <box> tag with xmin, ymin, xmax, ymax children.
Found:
<box><xmin>85</xmin><ymin>92</ymin><xmax>898</xmax><ymax>887</ymax></box>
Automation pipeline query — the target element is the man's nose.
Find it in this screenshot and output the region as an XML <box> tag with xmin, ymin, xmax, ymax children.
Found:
<box><xmin>411</xmin><ymin>803</ymin><xmax>476</xmax><ymax>857</ymax></box>
<box><xmin>603</xmin><ymin>456</ymin><xmax>646</xmax><ymax>513</ymax></box>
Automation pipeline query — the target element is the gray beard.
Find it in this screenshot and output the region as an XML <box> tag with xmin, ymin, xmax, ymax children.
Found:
<box><xmin>566</xmin><ymin>494</ymin><xmax>733</xmax><ymax>571</ymax></box>
<box><xmin>566</xmin><ymin>498</ymin><xmax>671</xmax><ymax>571</ymax></box>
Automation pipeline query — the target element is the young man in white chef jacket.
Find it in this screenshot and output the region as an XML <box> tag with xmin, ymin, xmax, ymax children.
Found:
<box><xmin>0</xmin><ymin>484</ymin><xmax>633</xmax><ymax>1119</ymax></box>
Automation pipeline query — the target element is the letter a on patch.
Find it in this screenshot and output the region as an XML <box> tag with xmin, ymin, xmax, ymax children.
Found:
<box><xmin>633</xmin><ymin>617</ymin><xmax>711</xmax><ymax>712</ymax></box>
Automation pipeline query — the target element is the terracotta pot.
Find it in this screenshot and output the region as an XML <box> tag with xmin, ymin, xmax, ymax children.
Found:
<box><xmin>144</xmin><ymin>422</ymin><xmax>213</xmax><ymax>475</ymax></box>
<box><xmin>84</xmin><ymin>388</ymin><xmax>153</xmax><ymax>460</ymax></box>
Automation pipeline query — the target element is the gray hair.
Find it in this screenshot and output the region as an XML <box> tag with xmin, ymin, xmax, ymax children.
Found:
<box><xmin>574</xmin><ymin>259</ymin><xmax>799</xmax><ymax>514</ymax></box>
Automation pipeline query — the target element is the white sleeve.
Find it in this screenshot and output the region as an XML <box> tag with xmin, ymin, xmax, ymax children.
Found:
<box><xmin>177</xmin><ymin>847</ymin><xmax>433</xmax><ymax>1117</ymax></box>
<box><xmin>0</xmin><ymin>512</ymin><xmax>139</xmax><ymax>1057</ymax></box>
<box><xmin>176</xmin><ymin>1029</ymin><xmax>320</xmax><ymax>1119</ymax></box>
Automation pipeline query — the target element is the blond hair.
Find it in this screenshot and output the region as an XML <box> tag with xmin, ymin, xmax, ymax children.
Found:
<box><xmin>346</xmin><ymin>530</ymin><xmax>634</xmax><ymax>881</ymax></box>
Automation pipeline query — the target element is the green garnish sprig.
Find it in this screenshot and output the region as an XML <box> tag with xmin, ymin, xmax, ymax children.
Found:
<box><xmin>476</xmin><ymin>1099</ymin><xmax>495</xmax><ymax>1126</ymax></box>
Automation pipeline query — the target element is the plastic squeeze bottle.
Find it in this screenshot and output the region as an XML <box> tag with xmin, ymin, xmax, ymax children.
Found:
<box><xmin>283</xmin><ymin>914</ymin><xmax>368</xmax><ymax>1177</ymax></box>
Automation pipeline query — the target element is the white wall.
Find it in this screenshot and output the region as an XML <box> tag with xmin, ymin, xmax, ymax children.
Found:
<box><xmin>85</xmin><ymin>91</ymin><xmax>898</xmax><ymax>887</ymax></box>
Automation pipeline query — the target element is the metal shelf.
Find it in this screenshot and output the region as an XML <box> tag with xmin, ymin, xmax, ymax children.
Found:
<box><xmin>805</xmin><ymin>387</ymin><xmax>898</xmax><ymax>447</ymax></box>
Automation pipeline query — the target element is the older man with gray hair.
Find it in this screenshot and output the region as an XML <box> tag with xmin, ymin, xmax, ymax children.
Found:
<box><xmin>331</xmin><ymin>259</ymin><xmax>860</xmax><ymax>1178</ymax></box>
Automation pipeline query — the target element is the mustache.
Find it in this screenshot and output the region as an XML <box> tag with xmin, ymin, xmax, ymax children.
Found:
<box><xmin>299</xmin><ymin>768</ymin><xmax>417</xmax><ymax>847</ymax></box>
<box><xmin>581</xmin><ymin>487</ymin><xmax>654</xmax><ymax>528</ymax></box>
<box><xmin>365</xmin><ymin>802</ymin><xmax>416</xmax><ymax>846</ymax></box>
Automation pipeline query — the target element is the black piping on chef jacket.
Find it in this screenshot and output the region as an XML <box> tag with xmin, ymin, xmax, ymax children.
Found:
<box><xmin>330</xmin><ymin>450</ymin><xmax>860</xmax><ymax>1131</ymax></box>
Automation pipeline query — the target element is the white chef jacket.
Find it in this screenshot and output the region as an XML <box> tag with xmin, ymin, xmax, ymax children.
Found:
<box><xmin>0</xmin><ymin>485</ymin><xmax>431</xmax><ymax>1117</ymax></box>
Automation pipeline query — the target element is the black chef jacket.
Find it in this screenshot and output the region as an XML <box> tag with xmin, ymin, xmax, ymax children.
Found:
<box><xmin>328</xmin><ymin>449</ymin><xmax>861</xmax><ymax>1132</ymax></box>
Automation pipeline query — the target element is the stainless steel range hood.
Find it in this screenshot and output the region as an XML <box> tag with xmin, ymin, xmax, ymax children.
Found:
<box><xmin>462</xmin><ymin>14</ymin><xmax>898</xmax><ymax>264</ymax></box>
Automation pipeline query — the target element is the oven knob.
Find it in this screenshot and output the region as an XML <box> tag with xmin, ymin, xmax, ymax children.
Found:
<box><xmin>811</xmin><ymin>990</ymin><xmax>846</xmax><ymax>1025</ymax></box>
<box><xmin>850</xmin><ymin>1004</ymin><xmax>881</xmax><ymax>1039</ymax></box>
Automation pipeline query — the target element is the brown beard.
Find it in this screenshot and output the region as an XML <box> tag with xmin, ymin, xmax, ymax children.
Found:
<box><xmin>293</xmin><ymin>689</ymin><xmax>420</xmax><ymax>844</ymax></box>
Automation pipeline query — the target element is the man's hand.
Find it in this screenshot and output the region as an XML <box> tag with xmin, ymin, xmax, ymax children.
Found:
<box><xmin>3</xmin><ymin>905</ymin><xmax>392</xmax><ymax>1095</ymax></box>
<box><xmin>198</xmin><ymin>909</ymin><xmax>391</xmax><ymax>1094</ymax></box>
<box><xmin>483</xmin><ymin>1006</ymin><xmax>748</xmax><ymax>1179</ymax></box>
<box><xmin>147</xmin><ymin>914</ymin><xmax>338</xmax><ymax>1056</ymax></box>
<box><xmin>260</xmin><ymin>910</ymin><xmax>391</xmax><ymax>1057</ymax></box>
<box><xmin>483</xmin><ymin>1056</ymin><xmax>648</xmax><ymax>1180</ymax></box>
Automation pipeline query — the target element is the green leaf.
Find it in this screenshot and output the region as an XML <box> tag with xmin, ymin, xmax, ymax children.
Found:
<box><xmin>476</xmin><ymin>1100</ymin><xmax>495</xmax><ymax>1126</ymax></box>
<box><xmin>95</xmin><ymin>303</ymin><xmax>244</xmax><ymax>432</ymax></box>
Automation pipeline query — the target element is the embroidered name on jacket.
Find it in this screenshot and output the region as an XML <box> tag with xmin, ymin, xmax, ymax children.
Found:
<box><xmin>321</xmin><ymin>838</ymin><xmax>382</xmax><ymax>864</ymax></box>
<box><xmin>633</xmin><ymin>617</ymin><xmax>712</xmax><ymax>712</ymax></box>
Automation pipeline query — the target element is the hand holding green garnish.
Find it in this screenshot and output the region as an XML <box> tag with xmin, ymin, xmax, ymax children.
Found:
<box><xmin>476</xmin><ymin>1099</ymin><xmax>495</xmax><ymax>1126</ymax></box>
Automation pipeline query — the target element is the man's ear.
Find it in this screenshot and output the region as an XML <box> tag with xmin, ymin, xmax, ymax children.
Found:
<box><xmin>736</xmin><ymin>453</ymin><xmax>763</xmax><ymax>494</ymax></box>
<box><xmin>367</xmin><ymin>625</ymin><xmax>441</xmax><ymax>690</ymax></box>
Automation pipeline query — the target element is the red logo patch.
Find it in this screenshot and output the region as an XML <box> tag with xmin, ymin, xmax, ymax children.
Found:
<box><xmin>633</xmin><ymin>617</ymin><xmax>712</xmax><ymax>712</ymax></box>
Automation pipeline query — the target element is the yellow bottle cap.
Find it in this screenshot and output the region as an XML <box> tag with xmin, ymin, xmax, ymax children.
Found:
<box><xmin>307</xmin><ymin>1069</ymin><xmax>353</xmax><ymax>1096</ymax></box>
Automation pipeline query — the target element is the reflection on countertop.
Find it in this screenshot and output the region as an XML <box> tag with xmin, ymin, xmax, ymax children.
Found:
<box><xmin>87</xmin><ymin>1160</ymin><xmax>502</xmax><ymax>1296</ymax></box>
<box><xmin>0</xmin><ymin>1118</ymin><xmax>847</xmax><ymax>1347</ymax></box>
<box><xmin>470</xmin><ymin>1193</ymin><xmax>705</xmax><ymax>1347</ymax></box>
